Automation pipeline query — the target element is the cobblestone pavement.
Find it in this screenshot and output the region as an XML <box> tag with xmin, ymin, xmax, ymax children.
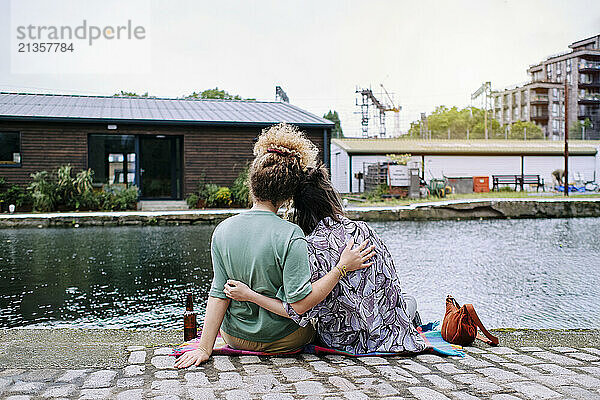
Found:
<box><xmin>1</xmin><ymin>342</ymin><xmax>600</xmax><ymax>400</ymax></box>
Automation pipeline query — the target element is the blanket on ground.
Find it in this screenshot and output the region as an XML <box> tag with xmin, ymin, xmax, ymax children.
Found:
<box><xmin>170</xmin><ymin>328</ymin><xmax>464</xmax><ymax>358</ymax></box>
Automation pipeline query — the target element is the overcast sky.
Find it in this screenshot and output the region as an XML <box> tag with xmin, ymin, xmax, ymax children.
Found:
<box><xmin>1</xmin><ymin>0</ymin><xmax>599</xmax><ymax>136</ymax></box>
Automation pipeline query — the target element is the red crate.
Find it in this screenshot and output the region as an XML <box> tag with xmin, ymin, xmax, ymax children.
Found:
<box><xmin>473</xmin><ymin>176</ymin><xmax>490</xmax><ymax>192</ymax></box>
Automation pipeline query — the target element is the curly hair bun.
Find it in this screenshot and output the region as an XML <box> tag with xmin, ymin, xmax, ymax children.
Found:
<box><xmin>254</xmin><ymin>123</ymin><xmax>318</xmax><ymax>169</ymax></box>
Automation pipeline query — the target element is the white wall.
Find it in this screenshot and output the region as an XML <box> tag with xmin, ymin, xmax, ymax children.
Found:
<box><xmin>524</xmin><ymin>155</ymin><xmax>596</xmax><ymax>186</ymax></box>
<box><xmin>424</xmin><ymin>156</ymin><xmax>521</xmax><ymax>183</ymax></box>
<box><xmin>596</xmin><ymin>146</ymin><xmax>600</xmax><ymax>184</ymax></box>
<box><xmin>330</xmin><ymin>143</ymin><xmax>350</xmax><ymax>193</ymax></box>
<box><xmin>330</xmin><ymin>148</ymin><xmax>599</xmax><ymax>193</ymax></box>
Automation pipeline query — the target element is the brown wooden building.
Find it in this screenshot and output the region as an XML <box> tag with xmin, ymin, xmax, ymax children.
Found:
<box><xmin>0</xmin><ymin>93</ymin><xmax>333</xmax><ymax>200</ymax></box>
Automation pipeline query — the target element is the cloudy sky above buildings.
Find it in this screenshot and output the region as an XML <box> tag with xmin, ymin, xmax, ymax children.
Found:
<box><xmin>1</xmin><ymin>0</ymin><xmax>599</xmax><ymax>136</ymax></box>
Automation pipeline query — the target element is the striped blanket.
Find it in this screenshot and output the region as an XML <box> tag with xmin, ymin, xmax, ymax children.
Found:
<box><xmin>170</xmin><ymin>328</ymin><xmax>464</xmax><ymax>358</ymax></box>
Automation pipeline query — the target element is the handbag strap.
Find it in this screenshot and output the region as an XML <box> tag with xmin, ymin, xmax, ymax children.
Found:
<box><xmin>465</xmin><ymin>304</ymin><xmax>499</xmax><ymax>346</ymax></box>
<box><xmin>447</xmin><ymin>295</ymin><xmax>461</xmax><ymax>310</ymax></box>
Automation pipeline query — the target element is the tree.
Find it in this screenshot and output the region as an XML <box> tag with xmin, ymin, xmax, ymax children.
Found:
<box><xmin>407</xmin><ymin>106</ymin><xmax>547</xmax><ymax>139</ymax></box>
<box><xmin>113</xmin><ymin>91</ymin><xmax>150</xmax><ymax>97</ymax></box>
<box><xmin>571</xmin><ymin>118</ymin><xmax>593</xmax><ymax>140</ymax></box>
<box><xmin>323</xmin><ymin>110</ymin><xmax>343</xmax><ymax>138</ymax></box>
<box><xmin>185</xmin><ymin>87</ymin><xmax>252</xmax><ymax>100</ymax></box>
<box><xmin>505</xmin><ymin>121</ymin><xmax>543</xmax><ymax>140</ymax></box>
<box><xmin>408</xmin><ymin>106</ymin><xmax>501</xmax><ymax>139</ymax></box>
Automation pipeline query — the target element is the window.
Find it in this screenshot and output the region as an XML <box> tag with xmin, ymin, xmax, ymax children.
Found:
<box><xmin>552</xmin><ymin>88</ymin><xmax>558</xmax><ymax>99</ymax></box>
<box><xmin>552</xmin><ymin>119</ymin><xmax>559</xmax><ymax>131</ymax></box>
<box><xmin>0</xmin><ymin>132</ymin><xmax>21</xmax><ymax>166</ymax></box>
<box><xmin>552</xmin><ymin>103</ymin><xmax>559</xmax><ymax>117</ymax></box>
<box><xmin>88</xmin><ymin>134</ymin><xmax>136</xmax><ymax>186</ymax></box>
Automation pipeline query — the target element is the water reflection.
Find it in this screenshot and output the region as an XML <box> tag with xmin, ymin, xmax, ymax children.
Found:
<box><xmin>0</xmin><ymin>226</ymin><xmax>214</xmax><ymax>329</ymax></box>
<box><xmin>371</xmin><ymin>218</ymin><xmax>600</xmax><ymax>329</ymax></box>
<box><xmin>0</xmin><ymin>218</ymin><xmax>598</xmax><ymax>329</ymax></box>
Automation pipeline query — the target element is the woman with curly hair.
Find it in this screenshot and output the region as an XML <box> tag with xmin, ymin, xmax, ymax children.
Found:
<box><xmin>175</xmin><ymin>124</ymin><xmax>374</xmax><ymax>368</ymax></box>
<box><xmin>224</xmin><ymin>164</ymin><xmax>427</xmax><ymax>355</ymax></box>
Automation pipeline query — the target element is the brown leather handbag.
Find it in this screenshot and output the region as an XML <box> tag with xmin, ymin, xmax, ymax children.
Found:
<box><xmin>441</xmin><ymin>295</ymin><xmax>499</xmax><ymax>346</ymax></box>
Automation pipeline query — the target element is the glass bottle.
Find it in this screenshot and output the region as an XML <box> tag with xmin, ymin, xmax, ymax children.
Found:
<box><xmin>184</xmin><ymin>293</ymin><xmax>197</xmax><ymax>341</ymax></box>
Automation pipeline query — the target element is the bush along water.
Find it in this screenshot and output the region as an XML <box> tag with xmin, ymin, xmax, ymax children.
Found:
<box><xmin>26</xmin><ymin>165</ymin><xmax>138</xmax><ymax>212</ymax></box>
<box><xmin>0</xmin><ymin>178</ymin><xmax>33</xmax><ymax>212</ymax></box>
<box><xmin>186</xmin><ymin>167</ymin><xmax>250</xmax><ymax>209</ymax></box>
<box><xmin>231</xmin><ymin>166</ymin><xmax>250</xmax><ymax>207</ymax></box>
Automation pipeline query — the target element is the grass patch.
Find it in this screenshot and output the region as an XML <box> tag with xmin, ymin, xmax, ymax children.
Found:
<box><xmin>346</xmin><ymin>191</ymin><xmax>600</xmax><ymax>207</ymax></box>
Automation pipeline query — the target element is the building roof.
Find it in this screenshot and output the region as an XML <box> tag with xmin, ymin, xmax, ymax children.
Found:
<box><xmin>0</xmin><ymin>92</ymin><xmax>334</xmax><ymax>127</ymax></box>
<box><xmin>332</xmin><ymin>138</ymin><xmax>600</xmax><ymax>156</ymax></box>
<box><xmin>569</xmin><ymin>34</ymin><xmax>600</xmax><ymax>50</ymax></box>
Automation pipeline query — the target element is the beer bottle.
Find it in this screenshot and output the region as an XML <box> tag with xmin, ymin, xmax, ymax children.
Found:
<box><xmin>184</xmin><ymin>293</ymin><xmax>197</xmax><ymax>341</ymax></box>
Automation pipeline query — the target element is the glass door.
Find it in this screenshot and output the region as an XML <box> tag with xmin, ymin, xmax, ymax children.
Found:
<box><xmin>140</xmin><ymin>135</ymin><xmax>182</xmax><ymax>199</ymax></box>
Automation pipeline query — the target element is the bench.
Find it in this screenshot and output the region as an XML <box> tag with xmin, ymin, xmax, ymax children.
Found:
<box><xmin>520</xmin><ymin>175</ymin><xmax>545</xmax><ymax>192</ymax></box>
<box><xmin>492</xmin><ymin>175</ymin><xmax>545</xmax><ymax>192</ymax></box>
<box><xmin>492</xmin><ymin>175</ymin><xmax>520</xmax><ymax>191</ymax></box>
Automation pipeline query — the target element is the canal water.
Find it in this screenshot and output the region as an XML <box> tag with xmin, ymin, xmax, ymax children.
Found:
<box><xmin>1</xmin><ymin>218</ymin><xmax>599</xmax><ymax>330</ymax></box>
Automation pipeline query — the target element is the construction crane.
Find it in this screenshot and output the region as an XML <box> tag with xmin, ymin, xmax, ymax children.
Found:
<box><xmin>355</xmin><ymin>85</ymin><xmax>401</xmax><ymax>138</ymax></box>
<box><xmin>471</xmin><ymin>82</ymin><xmax>492</xmax><ymax>139</ymax></box>
<box><xmin>380</xmin><ymin>84</ymin><xmax>402</xmax><ymax>137</ymax></box>
<box><xmin>275</xmin><ymin>86</ymin><xmax>289</xmax><ymax>103</ymax></box>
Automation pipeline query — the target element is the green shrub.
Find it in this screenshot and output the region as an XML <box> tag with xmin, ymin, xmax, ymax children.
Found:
<box><xmin>29</xmin><ymin>170</ymin><xmax>59</xmax><ymax>212</ymax></box>
<box><xmin>55</xmin><ymin>165</ymin><xmax>96</xmax><ymax>210</ymax></box>
<box><xmin>0</xmin><ymin>178</ymin><xmax>32</xmax><ymax>209</ymax></box>
<box><xmin>101</xmin><ymin>185</ymin><xmax>139</xmax><ymax>211</ymax></box>
<box><xmin>231</xmin><ymin>166</ymin><xmax>250</xmax><ymax>207</ymax></box>
<box><xmin>365</xmin><ymin>184</ymin><xmax>389</xmax><ymax>201</ymax></box>
<box><xmin>78</xmin><ymin>190</ymin><xmax>101</xmax><ymax>210</ymax></box>
<box><xmin>207</xmin><ymin>186</ymin><xmax>232</xmax><ymax>207</ymax></box>
<box><xmin>74</xmin><ymin>168</ymin><xmax>94</xmax><ymax>195</ymax></box>
<box><xmin>185</xmin><ymin>174</ymin><xmax>242</xmax><ymax>209</ymax></box>
<box><xmin>185</xmin><ymin>174</ymin><xmax>214</xmax><ymax>209</ymax></box>
<box><xmin>27</xmin><ymin>165</ymin><xmax>138</xmax><ymax>212</ymax></box>
<box><xmin>186</xmin><ymin>193</ymin><xmax>200</xmax><ymax>209</ymax></box>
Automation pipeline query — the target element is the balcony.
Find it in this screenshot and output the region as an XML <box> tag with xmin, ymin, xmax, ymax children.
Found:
<box><xmin>579</xmin><ymin>60</ymin><xmax>600</xmax><ymax>72</ymax></box>
<box><xmin>579</xmin><ymin>80</ymin><xmax>600</xmax><ymax>88</ymax></box>
<box><xmin>579</xmin><ymin>93</ymin><xmax>600</xmax><ymax>103</ymax></box>
<box><xmin>580</xmin><ymin>71</ymin><xmax>600</xmax><ymax>86</ymax></box>
<box><xmin>530</xmin><ymin>94</ymin><xmax>549</xmax><ymax>103</ymax></box>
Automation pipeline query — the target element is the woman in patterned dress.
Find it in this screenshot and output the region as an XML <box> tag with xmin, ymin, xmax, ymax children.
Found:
<box><xmin>224</xmin><ymin>164</ymin><xmax>427</xmax><ymax>354</ymax></box>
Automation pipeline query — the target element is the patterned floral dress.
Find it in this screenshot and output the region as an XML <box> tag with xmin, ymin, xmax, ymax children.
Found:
<box><xmin>284</xmin><ymin>216</ymin><xmax>428</xmax><ymax>354</ymax></box>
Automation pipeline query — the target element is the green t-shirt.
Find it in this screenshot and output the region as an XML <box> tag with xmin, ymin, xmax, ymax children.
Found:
<box><xmin>209</xmin><ymin>210</ymin><xmax>313</xmax><ymax>342</ymax></box>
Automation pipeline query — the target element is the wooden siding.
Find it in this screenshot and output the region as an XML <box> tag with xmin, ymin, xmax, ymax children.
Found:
<box><xmin>0</xmin><ymin>121</ymin><xmax>328</xmax><ymax>195</ymax></box>
<box><xmin>0</xmin><ymin>123</ymin><xmax>87</xmax><ymax>188</ymax></box>
<box><xmin>183</xmin><ymin>126</ymin><xmax>325</xmax><ymax>193</ymax></box>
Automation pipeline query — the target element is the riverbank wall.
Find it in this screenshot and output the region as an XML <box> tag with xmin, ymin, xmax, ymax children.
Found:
<box><xmin>0</xmin><ymin>328</ymin><xmax>599</xmax><ymax>399</ymax></box>
<box><xmin>1</xmin><ymin>198</ymin><xmax>600</xmax><ymax>228</ymax></box>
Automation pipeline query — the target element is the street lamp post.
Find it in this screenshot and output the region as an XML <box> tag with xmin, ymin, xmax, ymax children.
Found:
<box><xmin>564</xmin><ymin>80</ymin><xmax>569</xmax><ymax>197</ymax></box>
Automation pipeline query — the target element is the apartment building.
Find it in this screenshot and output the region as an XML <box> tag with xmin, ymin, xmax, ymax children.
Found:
<box><xmin>492</xmin><ymin>35</ymin><xmax>600</xmax><ymax>140</ymax></box>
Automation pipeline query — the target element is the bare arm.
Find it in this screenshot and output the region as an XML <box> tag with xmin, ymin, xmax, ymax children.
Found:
<box><xmin>224</xmin><ymin>239</ymin><xmax>375</xmax><ymax>316</ymax></box>
<box><xmin>174</xmin><ymin>296</ymin><xmax>230</xmax><ymax>369</ymax></box>
<box><xmin>224</xmin><ymin>266</ymin><xmax>347</xmax><ymax>318</ymax></box>
<box><xmin>289</xmin><ymin>239</ymin><xmax>374</xmax><ymax>314</ymax></box>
